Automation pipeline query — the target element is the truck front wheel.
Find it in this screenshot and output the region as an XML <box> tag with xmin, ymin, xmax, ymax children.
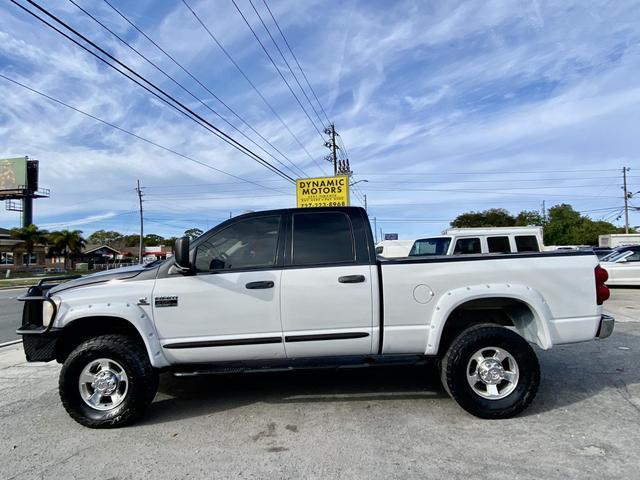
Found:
<box><xmin>59</xmin><ymin>335</ymin><xmax>158</xmax><ymax>428</ymax></box>
<box><xmin>440</xmin><ymin>324</ymin><xmax>540</xmax><ymax>419</ymax></box>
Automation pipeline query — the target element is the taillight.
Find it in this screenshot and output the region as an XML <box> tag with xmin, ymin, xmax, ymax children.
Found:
<box><xmin>595</xmin><ymin>265</ymin><xmax>610</xmax><ymax>305</ymax></box>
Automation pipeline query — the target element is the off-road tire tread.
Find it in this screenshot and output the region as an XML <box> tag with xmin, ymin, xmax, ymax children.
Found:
<box><xmin>59</xmin><ymin>334</ymin><xmax>158</xmax><ymax>428</ymax></box>
<box><xmin>440</xmin><ymin>324</ymin><xmax>540</xmax><ymax>419</ymax></box>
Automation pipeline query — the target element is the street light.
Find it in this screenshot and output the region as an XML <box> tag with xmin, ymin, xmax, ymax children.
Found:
<box><xmin>349</xmin><ymin>179</ymin><xmax>369</xmax><ymax>187</ymax></box>
<box><xmin>349</xmin><ymin>179</ymin><xmax>369</xmax><ymax>212</ymax></box>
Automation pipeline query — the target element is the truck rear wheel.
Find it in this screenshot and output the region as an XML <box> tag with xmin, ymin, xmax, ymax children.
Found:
<box><xmin>440</xmin><ymin>324</ymin><xmax>540</xmax><ymax>419</ymax></box>
<box><xmin>59</xmin><ymin>334</ymin><xmax>158</xmax><ymax>428</ymax></box>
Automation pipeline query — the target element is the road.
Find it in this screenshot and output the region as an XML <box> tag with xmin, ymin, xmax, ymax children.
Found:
<box><xmin>0</xmin><ymin>288</ymin><xmax>25</xmax><ymax>344</ymax></box>
<box><xmin>1</xmin><ymin>320</ymin><xmax>639</xmax><ymax>479</ymax></box>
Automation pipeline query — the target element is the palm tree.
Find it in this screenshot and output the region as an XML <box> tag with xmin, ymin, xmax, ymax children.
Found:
<box><xmin>10</xmin><ymin>224</ymin><xmax>49</xmax><ymax>267</ymax></box>
<box><xmin>48</xmin><ymin>229</ymin><xmax>86</xmax><ymax>271</ymax></box>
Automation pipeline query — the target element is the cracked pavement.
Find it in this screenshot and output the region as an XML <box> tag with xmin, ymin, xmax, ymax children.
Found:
<box><xmin>0</xmin><ymin>289</ymin><xmax>638</xmax><ymax>479</ymax></box>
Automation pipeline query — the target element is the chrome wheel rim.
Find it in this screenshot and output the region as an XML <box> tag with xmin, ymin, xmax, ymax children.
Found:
<box><xmin>466</xmin><ymin>347</ymin><xmax>519</xmax><ymax>400</ymax></box>
<box><xmin>78</xmin><ymin>358</ymin><xmax>129</xmax><ymax>411</ymax></box>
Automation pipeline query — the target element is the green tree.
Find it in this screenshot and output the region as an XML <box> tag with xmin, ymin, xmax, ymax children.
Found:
<box><xmin>515</xmin><ymin>210</ymin><xmax>543</xmax><ymax>226</ymax></box>
<box><xmin>543</xmin><ymin>204</ymin><xmax>624</xmax><ymax>245</ymax></box>
<box><xmin>184</xmin><ymin>228</ymin><xmax>204</xmax><ymax>240</ymax></box>
<box><xmin>123</xmin><ymin>235</ymin><xmax>141</xmax><ymax>247</ymax></box>
<box><xmin>10</xmin><ymin>224</ymin><xmax>49</xmax><ymax>266</ymax></box>
<box><xmin>143</xmin><ymin>234</ymin><xmax>165</xmax><ymax>246</ymax></box>
<box><xmin>48</xmin><ymin>229</ymin><xmax>86</xmax><ymax>270</ymax></box>
<box><xmin>87</xmin><ymin>230</ymin><xmax>123</xmax><ymax>246</ymax></box>
<box><xmin>450</xmin><ymin>208</ymin><xmax>515</xmax><ymax>228</ymax></box>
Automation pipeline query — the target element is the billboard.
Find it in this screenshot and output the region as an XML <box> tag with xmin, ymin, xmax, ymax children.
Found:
<box><xmin>296</xmin><ymin>176</ymin><xmax>350</xmax><ymax>208</ymax></box>
<box><xmin>0</xmin><ymin>157</ymin><xmax>27</xmax><ymax>194</ymax></box>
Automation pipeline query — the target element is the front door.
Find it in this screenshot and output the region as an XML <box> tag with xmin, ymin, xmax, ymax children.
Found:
<box><xmin>152</xmin><ymin>214</ymin><xmax>286</xmax><ymax>364</ymax></box>
<box><xmin>280</xmin><ymin>211</ymin><xmax>374</xmax><ymax>358</ymax></box>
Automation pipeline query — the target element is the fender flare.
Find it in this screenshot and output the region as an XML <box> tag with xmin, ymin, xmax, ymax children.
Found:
<box><xmin>55</xmin><ymin>302</ymin><xmax>170</xmax><ymax>368</ymax></box>
<box><xmin>425</xmin><ymin>283</ymin><xmax>553</xmax><ymax>355</ymax></box>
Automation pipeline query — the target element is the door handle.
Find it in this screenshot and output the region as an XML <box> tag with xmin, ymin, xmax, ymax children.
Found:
<box><xmin>245</xmin><ymin>280</ymin><xmax>274</xmax><ymax>289</ymax></box>
<box><xmin>338</xmin><ymin>275</ymin><xmax>366</xmax><ymax>284</ymax></box>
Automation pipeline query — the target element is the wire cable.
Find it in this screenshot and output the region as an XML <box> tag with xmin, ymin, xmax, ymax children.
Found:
<box><xmin>0</xmin><ymin>73</ymin><xmax>285</xmax><ymax>194</ymax></box>
<box><xmin>70</xmin><ymin>0</ymin><xmax>305</xmax><ymax>180</ymax></box>
<box><xmin>14</xmin><ymin>0</ymin><xmax>297</xmax><ymax>184</ymax></box>
<box><xmin>261</xmin><ymin>0</ymin><xmax>331</xmax><ymax>126</ymax></box>
<box><xmin>246</xmin><ymin>0</ymin><xmax>326</xmax><ymax>131</ymax></box>
<box><xmin>181</xmin><ymin>0</ymin><xmax>327</xmax><ymax>175</ymax></box>
<box><xmin>102</xmin><ymin>0</ymin><xmax>309</xmax><ymax>179</ymax></box>
<box><xmin>231</xmin><ymin>0</ymin><xmax>324</xmax><ymax>140</ymax></box>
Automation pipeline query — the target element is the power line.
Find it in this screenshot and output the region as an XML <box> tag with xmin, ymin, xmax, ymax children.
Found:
<box><xmin>0</xmin><ymin>73</ymin><xmax>285</xmax><ymax>194</ymax></box>
<box><xmin>181</xmin><ymin>0</ymin><xmax>327</xmax><ymax>175</ymax></box>
<box><xmin>101</xmin><ymin>0</ymin><xmax>308</xmax><ymax>179</ymax></box>
<box><xmin>232</xmin><ymin>0</ymin><xmax>324</xmax><ymax>140</ymax></box>
<box><xmin>246</xmin><ymin>0</ymin><xmax>326</xmax><ymax>132</ymax></box>
<box><xmin>261</xmin><ymin>0</ymin><xmax>331</xmax><ymax>126</ymax></box>
<box><xmin>358</xmin><ymin>169</ymin><xmax>623</xmax><ymax>176</ymax></box>
<box><xmin>70</xmin><ymin>0</ymin><xmax>305</xmax><ymax>180</ymax></box>
<box><xmin>14</xmin><ymin>0</ymin><xmax>297</xmax><ymax>185</ymax></box>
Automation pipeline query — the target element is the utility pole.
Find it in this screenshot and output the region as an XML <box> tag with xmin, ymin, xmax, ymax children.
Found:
<box><xmin>541</xmin><ymin>200</ymin><xmax>546</xmax><ymax>224</ymax></box>
<box><xmin>623</xmin><ymin>167</ymin><xmax>630</xmax><ymax>234</ymax></box>
<box><xmin>364</xmin><ymin>194</ymin><xmax>368</xmax><ymax>212</ymax></box>
<box><xmin>373</xmin><ymin>217</ymin><xmax>378</xmax><ymax>243</ymax></box>
<box><xmin>136</xmin><ymin>179</ymin><xmax>144</xmax><ymax>264</ymax></box>
<box><xmin>324</xmin><ymin>123</ymin><xmax>351</xmax><ymax>176</ymax></box>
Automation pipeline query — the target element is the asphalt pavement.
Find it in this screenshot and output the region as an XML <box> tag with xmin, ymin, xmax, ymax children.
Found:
<box><xmin>0</xmin><ymin>288</ymin><xmax>638</xmax><ymax>479</ymax></box>
<box><xmin>0</xmin><ymin>288</ymin><xmax>25</xmax><ymax>344</ymax></box>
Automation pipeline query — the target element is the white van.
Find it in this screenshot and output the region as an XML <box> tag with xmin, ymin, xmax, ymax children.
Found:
<box><xmin>409</xmin><ymin>227</ymin><xmax>544</xmax><ymax>257</ymax></box>
<box><xmin>375</xmin><ymin>240</ymin><xmax>414</xmax><ymax>258</ymax></box>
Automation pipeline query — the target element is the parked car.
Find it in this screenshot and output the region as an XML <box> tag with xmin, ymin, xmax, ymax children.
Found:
<box><xmin>375</xmin><ymin>240</ymin><xmax>414</xmax><ymax>258</ymax></box>
<box><xmin>17</xmin><ymin>207</ymin><xmax>612</xmax><ymax>427</ymax></box>
<box><xmin>409</xmin><ymin>227</ymin><xmax>543</xmax><ymax>257</ymax></box>
<box><xmin>600</xmin><ymin>245</ymin><xmax>640</xmax><ymax>286</ymax></box>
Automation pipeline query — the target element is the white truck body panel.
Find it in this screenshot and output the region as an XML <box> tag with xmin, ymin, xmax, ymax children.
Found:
<box><xmin>380</xmin><ymin>254</ymin><xmax>601</xmax><ymax>355</ymax></box>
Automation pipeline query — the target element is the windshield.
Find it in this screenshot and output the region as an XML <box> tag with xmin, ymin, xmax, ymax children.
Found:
<box><xmin>601</xmin><ymin>250</ymin><xmax>630</xmax><ymax>263</ymax></box>
<box><xmin>409</xmin><ymin>237</ymin><xmax>451</xmax><ymax>256</ymax></box>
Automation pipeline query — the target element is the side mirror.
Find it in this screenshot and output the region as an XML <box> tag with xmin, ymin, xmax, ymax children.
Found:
<box><xmin>174</xmin><ymin>237</ymin><xmax>191</xmax><ymax>272</ymax></box>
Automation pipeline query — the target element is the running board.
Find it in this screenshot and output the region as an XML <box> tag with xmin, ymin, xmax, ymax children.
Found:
<box><xmin>171</xmin><ymin>354</ymin><xmax>430</xmax><ymax>377</ymax></box>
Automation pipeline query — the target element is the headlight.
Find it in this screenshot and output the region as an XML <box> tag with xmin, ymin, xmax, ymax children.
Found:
<box><xmin>42</xmin><ymin>296</ymin><xmax>61</xmax><ymax>327</ymax></box>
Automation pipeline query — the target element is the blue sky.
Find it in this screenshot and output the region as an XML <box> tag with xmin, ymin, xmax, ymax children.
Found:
<box><xmin>1</xmin><ymin>0</ymin><xmax>639</xmax><ymax>241</ymax></box>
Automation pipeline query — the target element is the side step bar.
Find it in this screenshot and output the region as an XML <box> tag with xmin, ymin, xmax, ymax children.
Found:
<box><xmin>171</xmin><ymin>354</ymin><xmax>431</xmax><ymax>377</ymax></box>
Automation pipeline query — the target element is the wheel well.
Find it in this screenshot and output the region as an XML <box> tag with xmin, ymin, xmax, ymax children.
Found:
<box><xmin>438</xmin><ymin>297</ymin><xmax>537</xmax><ymax>355</ymax></box>
<box><xmin>55</xmin><ymin>316</ymin><xmax>146</xmax><ymax>363</ymax></box>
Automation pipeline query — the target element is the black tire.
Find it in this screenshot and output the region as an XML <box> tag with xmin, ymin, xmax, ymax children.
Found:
<box><xmin>440</xmin><ymin>324</ymin><xmax>540</xmax><ymax>419</ymax></box>
<box><xmin>59</xmin><ymin>334</ymin><xmax>159</xmax><ymax>428</ymax></box>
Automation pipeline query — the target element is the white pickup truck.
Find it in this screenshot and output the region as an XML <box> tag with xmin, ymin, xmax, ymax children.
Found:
<box><xmin>17</xmin><ymin>207</ymin><xmax>614</xmax><ymax>428</ymax></box>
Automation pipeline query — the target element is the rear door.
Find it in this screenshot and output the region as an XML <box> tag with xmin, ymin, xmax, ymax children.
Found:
<box><xmin>280</xmin><ymin>210</ymin><xmax>375</xmax><ymax>357</ymax></box>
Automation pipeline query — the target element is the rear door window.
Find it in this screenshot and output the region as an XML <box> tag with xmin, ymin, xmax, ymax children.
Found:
<box><xmin>515</xmin><ymin>235</ymin><xmax>540</xmax><ymax>252</ymax></box>
<box><xmin>487</xmin><ymin>236</ymin><xmax>511</xmax><ymax>253</ymax></box>
<box><xmin>453</xmin><ymin>237</ymin><xmax>481</xmax><ymax>254</ymax></box>
<box><xmin>410</xmin><ymin>238</ymin><xmax>451</xmax><ymax>256</ymax></box>
<box><xmin>292</xmin><ymin>212</ymin><xmax>355</xmax><ymax>265</ymax></box>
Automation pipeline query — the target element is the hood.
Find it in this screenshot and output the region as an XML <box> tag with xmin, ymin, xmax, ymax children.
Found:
<box><xmin>48</xmin><ymin>265</ymin><xmax>156</xmax><ymax>295</ymax></box>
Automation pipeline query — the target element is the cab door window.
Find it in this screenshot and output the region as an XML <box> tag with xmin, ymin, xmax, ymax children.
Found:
<box><xmin>194</xmin><ymin>216</ymin><xmax>281</xmax><ymax>272</ymax></box>
<box><xmin>453</xmin><ymin>237</ymin><xmax>481</xmax><ymax>254</ymax></box>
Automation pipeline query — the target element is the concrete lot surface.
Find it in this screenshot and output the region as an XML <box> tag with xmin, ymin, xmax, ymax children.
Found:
<box><xmin>0</xmin><ymin>289</ymin><xmax>638</xmax><ymax>479</ymax></box>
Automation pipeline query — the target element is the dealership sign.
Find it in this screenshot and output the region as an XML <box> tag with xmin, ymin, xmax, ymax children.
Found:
<box><xmin>296</xmin><ymin>176</ymin><xmax>349</xmax><ymax>208</ymax></box>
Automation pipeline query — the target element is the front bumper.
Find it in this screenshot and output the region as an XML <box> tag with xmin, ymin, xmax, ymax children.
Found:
<box><xmin>596</xmin><ymin>314</ymin><xmax>615</xmax><ymax>339</ymax></box>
